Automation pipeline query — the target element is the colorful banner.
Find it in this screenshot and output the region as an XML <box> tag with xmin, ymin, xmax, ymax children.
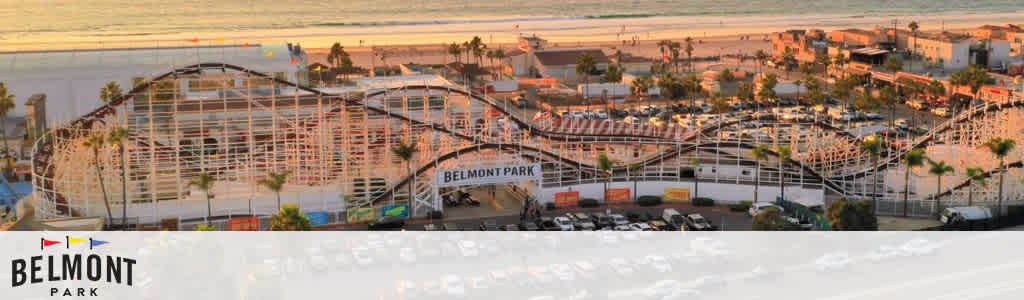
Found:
<box><xmin>664</xmin><ymin>187</ymin><xmax>691</xmax><ymax>202</ymax></box>
<box><xmin>605</xmin><ymin>188</ymin><xmax>631</xmax><ymax>203</ymax></box>
<box><xmin>306</xmin><ymin>211</ymin><xmax>329</xmax><ymax>226</ymax></box>
<box><xmin>381</xmin><ymin>204</ymin><xmax>410</xmax><ymax>218</ymax></box>
<box><xmin>346</xmin><ymin>207</ymin><xmax>376</xmax><ymax>223</ymax></box>
<box><xmin>554</xmin><ymin>191</ymin><xmax>580</xmax><ymax>207</ymax></box>
<box><xmin>228</xmin><ymin>217</ymin><xmax>260</xmax><ymax>231</ymax></box>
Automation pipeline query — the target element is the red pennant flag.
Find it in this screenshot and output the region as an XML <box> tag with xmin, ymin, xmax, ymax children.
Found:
<box><xmin>242</xmin><ymin>42</ymin><xmax>250</xmax><ymax>48</ymax></box>
<box><xmin>290</xmin><ymin>58</ymin><xmax>299</xmax><ymax>65</ymax></box>
<box><xmin>42</xmin><ymin>238</ymin><xmax>61</xmax><ymax>248</ymax></box>
<box><xmin>190</xmin><ymin>37</ymin><xmax>199</xmax><ymax>43</ymax></box>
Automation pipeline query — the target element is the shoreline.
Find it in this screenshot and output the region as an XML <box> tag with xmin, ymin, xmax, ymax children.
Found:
<box><xmin>1</xmin><ymin>11</ymin><xmax>1019</xmax><ymax>53</ymax></box>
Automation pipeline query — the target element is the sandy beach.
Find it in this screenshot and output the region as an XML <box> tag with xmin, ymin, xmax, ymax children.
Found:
<box><xmin>3</xmin><ymin>11</ymin><xmax>1020</xmax><ymax>54</ymax></box>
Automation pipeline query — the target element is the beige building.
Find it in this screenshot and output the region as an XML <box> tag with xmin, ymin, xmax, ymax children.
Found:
<box><xmin>771</xmin><ymin>29</ymin><xmax>827</xmax><ymax>61</ymax></box>
<box><xmin>830</xmin><ymin>28</ymin><xmax>888</xmax><ymax>47</ymax></box>
<box><xmin>504</xmin><ymin>48</ymin><xmax>610</xmax><ymax>82</ymax></box>
<box><xmin>911</xmin><ymin>33</ymin><xmax>973</xmax><ymax>70</ymax></box>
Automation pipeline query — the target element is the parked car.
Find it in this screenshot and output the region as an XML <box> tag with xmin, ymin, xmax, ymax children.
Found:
<box><xmin>553</xmin><ymin>216</ymin><xmax>575</xmax><ymax>231</ymax></box>
<box><xmin>939</xmin><ymin>206</ymin><xmax>993</xmax><ymax>228</ymax></box>
<box><xmin>628</xmin><ymin>222</ymin><xmax>654</xmax><ymax>231</ymax></box>
<box><xmin>662</xmin><ymin>208</ymin><xmax>686</xmax><ymax>228</ymax></box>
<box><xmin>591</xmin><ymin>212</ymin><xmax>614</xmax><ymax>228</ymax></box>
<box><xmin>907</xmin><ymin>99</ymin><xmax>929</xmax><ymax>110</ymax></box>
<box><xmin>537</xmin><ymin>217</ymin><xmax>561</xmax><ymax>231</ymax></box>
<box><xmin>648</xmin><ymin>220</ymin><xmax>671</xmax><ymax>231</ymax></box>
<box><xmin>931</xmin><ymin>107</ymin><xmax>952</xmax><ymax>117</ymax></box>
<box><xmin>368</xmin><ymin>216</ymin><xmax>405</xmax><ymax>230</ymax></box>
<box><xmin>610</xmin><ymin>214</ymin><xmax>630</xmax><ymax>226</ymax></box>
<box><xmin>749</xmin><ymin>202</ymin><xmax>783</xmax><ymax>217</ymax></box>
<box><xmin>685</xmin><ymin>214</ymin><xmax>713</xmax><ymax>231</ymax></box>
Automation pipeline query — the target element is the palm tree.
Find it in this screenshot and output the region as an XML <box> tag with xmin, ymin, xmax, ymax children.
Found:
<box><xmin>984</xmin><ymin>137</ymin><xmax>1016</xmax><ymax>218</ymax></box>
<box><xmin>0</xmin><ymin>83</ymin><xmax>15</xmax><ymax>159</ymax></box>
<box><xmin>631</xmin><ymin>75</ymin><xmax>654</xmax><ymax>109</ymax></box>
<box><xmin>684</xmin><ymin>37</ymin><xmax>695</xmax><ymax>73</ymax></box>
<box><xmin>757</xmin><ymin>73</ymin><xmax>778</xmax><ymax>107</ymax></box>
<box><xmin>83</xmin><ymin>135</ymin><xmax>113</xmax><ymax>224</ymax></box>
<box><xmin>781</xmin><ymin>48</ymin><xmax>796</xmax><ymax>78</ymax></box>
<box><xmin>597</xmin><ymin>153</ymin><xmax>615</xmax><ymax>202</ymax></box>
<box><xmin>965</xmin><ymin>167</ymin><xmax>987</xmax><ymax>206</ymax></box>
<box><xmin>861</xmin><ymin>136</ymin><xmax>883</xmax><ymax>205</ymax></box>
<box><xmin>754</xmin><ymin>50</ymin><xmax>768</xmax><ymax>74</ymax></box>
<box><xmin>575</xmin><ymin>53</ymin><xmax>597</xmax><ymax>98</ymax></box>
<box><xmin>927</xmin><ymin>159</ymin><xmax>954</xmax><ymax>210</ymax></box>
<box><xmin>776</xmin><ymin>145</ymin><xmax>792</xmax><ymax>202</ymax></box>
<box><xmin>907</xmin><ymin>21</ymin><xmax>919</xmax><ymax>72</ymax></box>
<box><xmin>751</xmin><ymin>145</ymin><xmax>771</xmax><ymax>204</ymax></box>
<box><xmin>493</xmin><ymin>49</ymin><xmax>505</xmax><ymax>78</ymax></box>
<box><xmin>902</xmin><ymin>149</ymin><xmax>926</xmax><ymax>216</ymax></box>
<box><xmin>629</xmin><ymin>162</ymin><xmax>643</xmax><ymax>202</ymax></box>
<box><xmin>189</xmin><ymin>172</ymin><xmax>216</xmax><ymax>225</ymax></box>
<box><xmin>391</xmin><ymin>139</ymin><xmax>419</xmax><ymax>206</ymax></box>
<box><xmin>269</xmin><ymin>204</ymin><xmax>312</xmax><ymax>231</ymax></box>
<box><xmin>447</xmin><ymin>42</ymin><xmax>462</xmax><ymax>64</ymax></box>
<box><xmin>100</xmin><ymin>81</ymin><xmax>123</xmax><ymax>104</ymax></box>
<box><xmin>878</xmin><ymin>85</ymin><xmax>899</xmax><ymax>129</ymax></box>
<box><xmin>486</xmin><ymin>49</ymin><xmax>496</xmax><ymax>79</ymax></box>
<box><xmin>107</xmin><ymin>127</ymin><xmax>129</xmax><ymax>228</ymax></box>
<box><xmin>260</xmin><ymin>171</ymin><xmax>290</xmax><ymax>210</ymax></box>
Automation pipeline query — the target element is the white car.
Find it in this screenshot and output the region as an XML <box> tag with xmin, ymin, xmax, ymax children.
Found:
<box><xmin>571</xmin><ymin>111</ymin><xmax>586</xmax><ymax>119</ymax></box>
<box><xmin>815</xmin><ymin>252</ymin><xmax>854</xmax><ymax>271</ymax></box>
<box><xmin>440</xmin><ymin>274</ymin><xmax>466</xmax><ymax>297</ymax></box>
<box><xmin>458</xmin><ymin>240</ymin><xmax>479</xmax><ymax>257</ymax></box>
<box><xmin>610</xmin><ymin>214</ymin><xmax>629</xmax><ymax>226</ymax></box>
<box><xmin>596</xmin><ymin>111</ymin><xmax>609</xmax><ymax>119</ymax></box>
<box><xmin>553</xmin><ymin>216</ymin><xmax>575</xmax><ymax>231</ymax></box>
<box><xmin>749</xmin><ymin>202</ymin><xmax>783</xmax><ymax>217</ymax></box>
<box><xmin>628</xmin><ymin>222</ymin><xmax>654</xmax><ymax>231</ymax></box>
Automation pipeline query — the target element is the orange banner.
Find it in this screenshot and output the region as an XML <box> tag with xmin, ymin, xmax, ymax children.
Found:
<box><xmin>605</xmin><ymin>188</ymin><xmax>631</xmax><ymax>203</ymax></box>
<box><xmin>664</xmin><ymin>187</ymin><xmax>691</xmax><ymax>202</ymax></box>
<box><xmin>228</xmin><ymin>217</ymin><xmax>260</xmax><ymax>231</ymax></box>
<box><xmin>554</xmin><ymin>191</ymin><xmax>580</xmax><ymax>207</ymax></box>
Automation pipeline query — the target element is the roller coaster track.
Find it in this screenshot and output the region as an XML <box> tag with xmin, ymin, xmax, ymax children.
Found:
<box><xmin>34</xmin><ymin>62</ymin><xmax>1023</xmax><ymax>214</ymax></box>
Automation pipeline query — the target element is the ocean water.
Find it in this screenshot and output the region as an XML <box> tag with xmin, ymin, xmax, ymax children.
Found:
<box><xmin>0</xmin><ymin>0</ymin><xmax>1020</xmax><ymax>44</ymax></box>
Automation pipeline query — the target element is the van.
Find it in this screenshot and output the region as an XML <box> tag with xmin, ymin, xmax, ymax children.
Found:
<box><xmin>939</xmin><ymin>206</ymin><xmax>993</xmax><ymax>227</ymax></box>
<box><xmin>662</xmin><ymin>209</ymin><xmax>685</xmax><ymax>228</ymax></box>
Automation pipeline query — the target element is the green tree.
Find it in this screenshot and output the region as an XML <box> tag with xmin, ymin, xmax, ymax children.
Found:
<box><xmin>965</xmin><ymin>167</ymin><xmax>988</xmax><ymax>206</ymax></box>
<box><xmin>853</xmin><ymin>91</ymin><xmax>879</xmax><ymax>113</ymax></box>
<box><xmin>949</xmin><ymin>65</ymin><xmax>993</xmax><ymax>110</ymax></box>
<box><xmin>878</xmin><ymin>85</ymin><xmax>899</xmax><ymax>128</ymax></box>
<box><xmin>861</xmin><ymin>136</ymin><xmax>883</xmax><ymax>205</ymax></box>
<box><xmin>0</xmin><ymin>83</ymin><xmax>15</xmax><ymax>158</ymax></box>
<box><xmin>799</xmin><ymin>62</ymin><xmax>815</xmax><ymax>77</ymax></box>
<box><xmin>750</xmin><ymin>206</ymin><xmax>785</xmax><ymax>230</ymax></box>
<box><xmin>884</xmin><ymin>55</ymin><xmax>903</xmax><ymax>73</ymax></box>
<box><xmin>708</xmin><ymin>93</ymin><xmax>732</xmax><ymax>114</ymax></box>
<box><xmin>776</xmin><ymin>145</ymin><xmax>792</xmax><ymax>202</ymax></box>
<box><xmin>448</xmin><ymin>42</ymin><xmax>462</xmax><ymax>64</ymax></box>
<box><xmin>604</xmin><ymin>63</ymin><xmax>623</xmax><ymax>83</ymax></box>
<box><xmin>754</xmin><ymin>49</ymin><xmax>768</xmax><ymax>74</ymax></box>
<box><xmin>575</xmin><ymin>53</ymin><xmax>598</xmax><ymax>99</ymax></box>
<box><xmin>691</xmin><ymin>158</ymin><xmax>701</xmax><ymax>200</ymax></box>
<box><xmin>597</xmin><ymin>152</ymin><xmax>615</xmax><ymax>202</ymax></box>
<box><xmin>736</xmin><ymin>82</ymin><xmax>755</xmax><ymax>106</ymax></box>
<box><xmin>260</xmin><ymin>171</ymin><xmax>290</xmax><ymax>211</ymax></box>
<box><xmin>83</xmin><ymin>135</ymin><xmax>113</xmax><ymax>225</ymax></box>
<box><xmin>684</xmin><ymin>37</ymin><xmax>695</xmax><ymax>73</ymax></box>
<box><xmin>269</xmin><ymin>204</ymin><xmax>312</xmax><ymax>231</ymax></box>
<box><xmin>832</xmin><ymin>76</ymin><xmax>855</xmax><ymax>110</ymax></box>
<box><xmin>631</xmin><ymin>75</ymin><xmax>655</xmax><ymax>108</ymax></box>
<box><xmin>927</xmin><ymin>159</ymin><xmax>955</xmax><ymax>208</ymax></box>
<box><xmin>826</xmin><ymin>198</ymin><xmax>877</xmax><ymax>230</ymax></box>
<box><xmin>983</xmin><ymin>137</ymin><xmax>1016</xmax><ymax>218</ymax></box>
<box><xmin>751</xmin><ymin>144</ymin><xmax>771</xmax><ymax>204</ymax></box>
<box><xmin>100</xmin><ymin>81</ymin><xmax>123</xmax><ymax>104</ymax></box>
<box><xmin>757</xmin><ymin>73</ymin><xmax>778</xmax><ymax>105</ymax></box>
<box><xmin>908</xmin><ymin>21</ymin><xmax>920</xmax><ymax>72</ymax></box>
<box><xmin>803</xmin><ymin>76</ymin><xmax>826</xmax><ymax>107</ymax></box>
<box><xmin>107</xmin><ymin>127</ymin><xmax>129</xmax><ymax>228</ymax></box>
<box><xmin>189</xmin><ymin>172</ymin><xmax>216</xmax><ymax>226</ymax></box>
<box><xmin>902</xmin><ymin>149</ymin><xmax>926</xmax><ymax>216</ymax></box>
<box><xmin>719</xmin><ymin>68</ymin><xmax>735</xmax><ymax>83</ymax></box>
<box><xmin>391</xmin><ymin>139</ymin><xmax>419</xmax><ymax>206</ymax></box>
<box><xmin>781</xmin><ymin>48</ymin><xmax>796</xmax><ymax>78</ymax></box>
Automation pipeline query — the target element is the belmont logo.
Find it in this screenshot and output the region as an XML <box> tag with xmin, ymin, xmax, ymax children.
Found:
<box><xmin>10</xmin><ymin>236</ymin><xmax>136</xmax><ymax>297</ymax></box>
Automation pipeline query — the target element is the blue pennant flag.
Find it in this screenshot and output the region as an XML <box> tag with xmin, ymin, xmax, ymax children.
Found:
<box><xmin>90</xmin><ymin>238</ymin><xmax>109</xmax><ymax>249</ymax></box>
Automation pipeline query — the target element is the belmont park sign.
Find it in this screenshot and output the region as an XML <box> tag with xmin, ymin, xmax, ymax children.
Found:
<box><xmin>436</xmin><ymin>163</ymin><xmax>541</xmax><ymax>187</ymax></box>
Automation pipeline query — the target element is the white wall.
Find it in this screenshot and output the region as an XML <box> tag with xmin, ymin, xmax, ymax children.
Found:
<box><xmin>539</xmin><ymin>180</ymin><xmax>824</xmax><ymax>205</ymax></box>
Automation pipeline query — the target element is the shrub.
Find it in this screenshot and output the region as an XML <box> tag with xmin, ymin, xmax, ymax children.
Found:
<box><xmin>729</xmin><ymin>201</ymin><xmax>752</xmax><ymax>212</ymax></box>
<box><xmin>428</xmin><ymin>210</ymin><xmax>444</xmax><ymax>219</ymax></box>
<box><xmin>637</xmin><ymin>195</ymin><xmax>662</xmax><ymax>206</ymax></box>
<box><xmin>693</xmin><ymin>197</ymin><xmax>715</xmax><ymax>207</ymax></box>
<box><xmin>579</xmin><ymin>198</ymin><xmax>600</xmax><ymax>208</ymax></box>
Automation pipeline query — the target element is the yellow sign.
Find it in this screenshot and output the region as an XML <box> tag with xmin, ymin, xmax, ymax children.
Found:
<box><xmin>346</xmin><ymin>207</ymin><xmax>376</xmax><ymax>223</ymax></box>
<box><xmin>664</xmin><ymin>187</ymin><xmax>691</xmax><ymax>202</ymax></box>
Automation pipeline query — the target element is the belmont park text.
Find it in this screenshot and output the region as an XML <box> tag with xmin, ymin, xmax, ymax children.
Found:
<box><xmin>440</xmin><ymin>166</ymin><xmax>537</xmax><ymax>184</ymax></box>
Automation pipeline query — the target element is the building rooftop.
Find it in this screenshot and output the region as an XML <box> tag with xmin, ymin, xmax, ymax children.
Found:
<box><xmin>533</xmin><ymin>48</ymin><xmax>609</xmax><ymax>66</ymax></box>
